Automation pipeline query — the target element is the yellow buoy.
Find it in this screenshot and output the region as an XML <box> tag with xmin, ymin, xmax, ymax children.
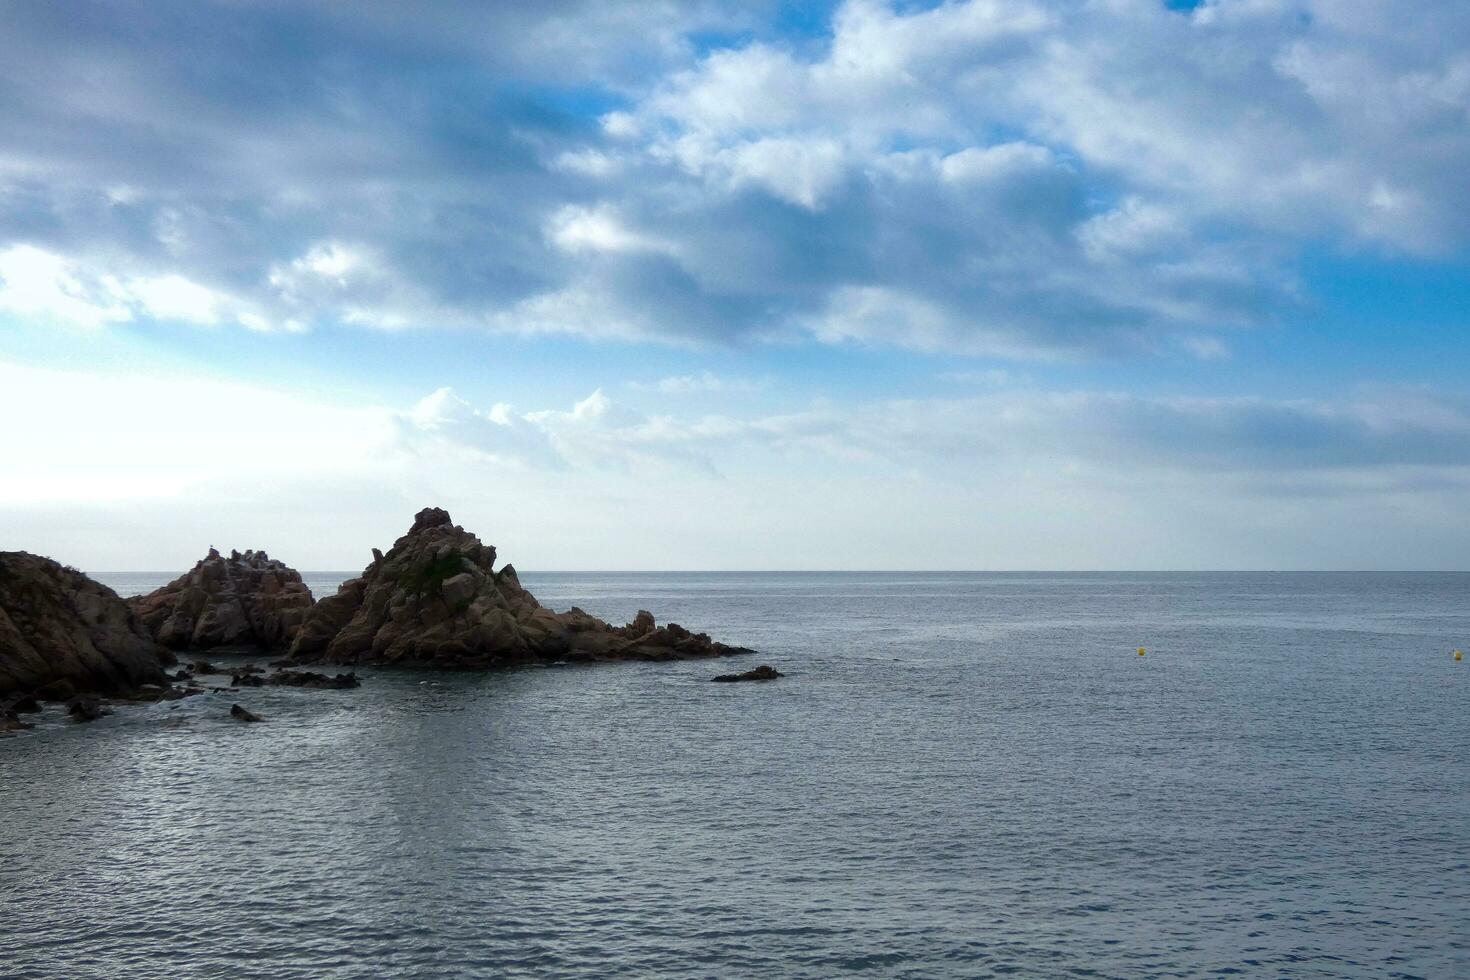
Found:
<box><xmin>1138</xmin><ymin>647</ymin><xmax>1146</xmax><ymax>657</ymax></box>
<box><xmin>1456</xmin><ymin>649</ymin><xmax>1463</xmax><ymax>661</ymax></box>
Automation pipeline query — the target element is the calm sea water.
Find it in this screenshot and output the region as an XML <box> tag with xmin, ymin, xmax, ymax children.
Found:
<box><xmin>2</xmin><ymin>572</ymin><xmax>1467</xmax><ymax>979</ymax></box>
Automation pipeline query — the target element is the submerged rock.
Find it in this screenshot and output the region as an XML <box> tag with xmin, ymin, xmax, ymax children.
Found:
<box><xmin>0</xmin><ymin>552</ymin><xmax>173</xmax><ymax>699</ymax></box>
<box><xmin>712</xmin><ymin>664</ymin><xmax>784</xmax><ymax>683</ymax></box>
<box><xmin>7</xmin><ymin>694</ymin><xmax>40</xmax><ymax>713</ymax></box>
<box><xmin>229</xmin><ymin>703</ymin><xmax>263</xmax><ymax>723</ymax></box>
<box><xmin>263</xmin><ymin>669</ymin><xmax>360</xmax><ymax>690</ymax></box>
<box><xmin>289</xmin><ymin>507</ymin><xmax>751</xmax><ymax>669</ymax></box>
<box><xmin>130</xmin><ymin>548</ymin><xmax>314</xmax><ymax>651</ymax></box>
<box><xmin>67</xmin><ymin>696</ymin><xmax>109</xmax><ymax>722</ymax></box>
<box><xmin>1</xmin><ymin>707</ymin><xmax>33</xmax><ymax>732</ymax></box>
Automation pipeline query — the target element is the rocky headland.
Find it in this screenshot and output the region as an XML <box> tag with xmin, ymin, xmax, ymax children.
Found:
<box><xmin>2</xmin><ymin>507</ymin><xmax>762</xmax><ymax>732</ymax></box>
<box><xmin>130</xmin><ymin>548</ymin><xmax>314</xmax><ymax>651</ymax></box>
<box><xmin>289</xmin><ymin>507</ymin><xmax>751</xmax><ymax>668</ymax></box>
<box><xmin>0</xmin><ymin>551</ymin><xmax>174</xmax><ymax>700</ymax></box>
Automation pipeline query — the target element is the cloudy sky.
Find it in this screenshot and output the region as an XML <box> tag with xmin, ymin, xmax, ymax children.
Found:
<box><xmin>2</xmin><ymin>0</ymin><xmax>1468</xmax><ymax>571</ymax></box>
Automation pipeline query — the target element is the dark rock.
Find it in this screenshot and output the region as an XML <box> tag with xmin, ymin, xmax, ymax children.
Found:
<box><xmin>67</xmin><ymin>696</ymin><xmax>109</xmax><ymax>722</ymax></box>
<box><xmin>628</xmin><ymin>609</ymin><xmax>656</xmax><ymax>637</ymax></box>
<box><xmin>129</xmin><ymin>549</ymin><xmax>314</xmax><ymax>651</ymax></box>
<box><xmin>229</xmin><ymin>703</ymin><xmax>262</xmax><ymax>722</ymax></box>
<box><xmin>188</xmin><ymin>661</ymin><xmax>219</xmax><ymax>674</ymax></box>
<box><xmin>264</xmin><ymin>669</ymin><xmax>360</xmax><ymax>690</ymax></box>
<box><xmin>0</xmin><ymin>552</ymin><xmax>172</xmax><ymax>699</ymax></box>
<box><xmin>168</xmin><ymin>669</ymin><xmax>193</xmax><ymax>682</ymax></box>
<box><xmin>229</xmin><ymin>664</ymin><xmax>265</xmax><ymax>677</ymax></box>
<box><xmin>230</xmin><ymin>673</ymin><xmax>265</xmax><ymax>688</ymax></box>
<box><xmin>712</xmin><ymin>664</ymin><xmax>784</xmax><ymax>683</ymax></box>
<box><xmin>35</xmin><ymin>678</ymin><xmax>77</xmax><ymax>701</ymax></box>
<box><xmin>115</xmin><ymin>684</ymin><xmax>189</xmax><ymax>703</ymax></box>
<box><xmin>8</xmin><ymin>694</ymin><xmax>40</xmax><ymax>713</ymax></box>
<box><xmin>1</xmin><ymin>707</ymin><xmax>33</xmax><ymax>732</ymax></box>
<box><xmin>410</xmin><ymin>506</ymin><xmax>454</xmax><ymax>532</ymax></box>
<box><xmin>288</xmin><ymin>508</ymin><xmax>751</xmax><ymax>669</ymax></box>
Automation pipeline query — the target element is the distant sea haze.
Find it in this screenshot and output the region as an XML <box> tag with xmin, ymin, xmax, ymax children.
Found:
<box><xmin>6</xmin><ymin>571</ymin><xmax>1468</xmax><ymax>977</ymax></box>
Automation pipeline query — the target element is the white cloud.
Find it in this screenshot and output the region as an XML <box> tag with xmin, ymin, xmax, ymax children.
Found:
<box><xmin>547</xmin><ymin>205</ymin><xmax>665</xmax><ymax>254</ymax></box>
<box><xmin>630</xmin><ymin>371</ymin><xmax>765</xmax><ymax>395</ymax></box>
<box><xmin>0</xmin><ymin>360</ymin><xmax>390</xmax><ymax>506</ymax></box>
<box><xmin>0</xmin><ymin>245</ymin><xmax>129</xmax><ymax>328</ymax></box>
<box><xmin>5</xmin><ymin>360</ymin><xmax>1470</xmax><ymax>569</ymax></box>
<box><xmin>938</xmin><ymin>142</ymin><xmax>1057</xmax><ymax>184</ymax></box>
<box><xmin>0</xmin><ymin>244</ymin><xmax>271</xmax><ymax>330</ymax></box>
<box><xmin>550</xmin><ymin>148</ymin><xmax>622</xmax><ymax>178</ymax></box>
<box><xmin>126</xmin><ymin>273</ymin><xmax>223</xmax><ymax>325</ymax></box>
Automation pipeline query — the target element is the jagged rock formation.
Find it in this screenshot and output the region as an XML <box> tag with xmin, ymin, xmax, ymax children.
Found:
<box><xmin>0</xmin><ymin>552</ymin><xmax>173</xmax><ymax>698</ymax></box>
<box><xmin>130</xmin><ymin>548</ymin><xmax>314</xmax><ymax>651</ymax></box>
<box><xmin>289</xmin><ymin>507</ymin><xmax>750</xmax><ymax>668</ymax></box>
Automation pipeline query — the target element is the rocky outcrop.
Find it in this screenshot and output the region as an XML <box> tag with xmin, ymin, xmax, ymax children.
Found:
<box><xmin>0</xmin><ymin>552</ymin><xmax>173</xmax><ymax>698</ymax></box>
<box><xmin>712</xmin><ymin>664</ymin><xmax>784</xmax><ymax>682</ymax></box>
<box><xmin>130</xmin><ymin>548</ymin><xmax>314</xmax><ymax>651</ymax></box>
<box><xmin>289</xmin><ymin>507</ymin><xmax>751</xmax><ymax>669</ymax></box>
<box><xmin>231</xmin><ymin>669</ymin><xmax>360</xmax><ymax>690</ymax></box>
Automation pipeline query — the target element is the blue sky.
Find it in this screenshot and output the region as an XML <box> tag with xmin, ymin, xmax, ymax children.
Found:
<box><xmin>1</xmin><ymin>0</ymin><xmax>1468</xmax><ymax>570</ymax></box>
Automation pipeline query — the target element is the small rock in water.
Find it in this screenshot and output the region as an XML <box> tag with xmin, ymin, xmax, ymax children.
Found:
<box><xmin>230</xmin><ymin>673</ymin><xmax>265</xmax><ymax>687</ymax></box>
<box><xmin>188</xmin><ymin>661</ymin><xmax>219</xmax><ymax>674</ymax></box>
<box><xmin>264</xmin><ymin>669</ymin><xmax>361</xmax><ymax>690</ymax></box>
<box><xmin>8</xmin><ymin>694</ymin><xmax>41</xmax><ymax>713</ymax></box>
<box><xmin>229</xmin><ymin>703</ymin><xmax>263</xmax><ymax>723</ymax></box>
<box><xmin>711</xmin><ymin>664</ymin><xmax>784</xmax><ymax>683</ymax></box>
<box><xmin>1</xmin><ymin>708</ymin><xmax>34</xmax><ymax>732</ymax></box>
<box><xmin>67</xmin><ymin>696</ymin><xmax>109</xmax><ymax>722</ymax></box>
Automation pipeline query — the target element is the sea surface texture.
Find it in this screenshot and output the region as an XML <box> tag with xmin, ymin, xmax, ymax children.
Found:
<box><xmin>2</xmin><ymin>572</ymin><xmax>1467</xmax><ymax>979</ymax></box>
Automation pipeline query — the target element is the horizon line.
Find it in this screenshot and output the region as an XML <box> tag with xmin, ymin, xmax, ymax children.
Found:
<box><xmin>93</xmin><ymin>568</ymin><xmax>1470</xmax><ymax>575</ymax></box>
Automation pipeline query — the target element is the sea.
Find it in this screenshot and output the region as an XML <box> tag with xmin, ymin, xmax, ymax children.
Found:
<box><xmin>2</xmin><ymin>571</ymin><xmax>1467</xmax><ymax>979</ymax></box>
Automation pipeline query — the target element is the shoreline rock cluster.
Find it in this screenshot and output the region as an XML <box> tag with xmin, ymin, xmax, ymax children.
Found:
<box><xmin>2</xmin><ymin>506</ymin><xmax>764</xmax><ymax>732</ymax></box>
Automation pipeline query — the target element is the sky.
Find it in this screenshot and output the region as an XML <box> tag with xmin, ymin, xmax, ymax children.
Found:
<box><xmin>1</xmin><ymin>0</ymin><xmax>1468</xmax><ymax>571</ymax></box>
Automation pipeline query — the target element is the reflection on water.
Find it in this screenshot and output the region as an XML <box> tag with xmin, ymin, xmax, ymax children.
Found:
<box><xmin>3</xmin><ymin>572</ymin><xmax>1468</xmax><ymax>977</ymax></box>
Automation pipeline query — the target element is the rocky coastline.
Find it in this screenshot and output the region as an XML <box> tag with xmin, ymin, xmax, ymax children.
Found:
<box><xmin>2</xmin><ymin>506</ymin><xmax>760</xmax><ymax>732</ymax></box>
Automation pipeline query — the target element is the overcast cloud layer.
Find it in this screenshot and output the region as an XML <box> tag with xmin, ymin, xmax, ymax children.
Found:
<box><xmin>2</xmin><ymin>0</ymin><xmax>1468</xmax><ymax>568</ymax></box>
<box><xmin>4</xmin><ymin>0</ymin><xmax>1469</xmax><ymax>352</ymax></box>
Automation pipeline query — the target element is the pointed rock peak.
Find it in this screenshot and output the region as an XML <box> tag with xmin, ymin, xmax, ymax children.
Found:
<box><xmin>628</xmin><ymin>610</ymin><xmax>656</xmax><ymax>636</ymax></box>
<box><xmin>411</xmin><ymin>507</ymin><xmax>453</xmax><ymax>533</ymax></box>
